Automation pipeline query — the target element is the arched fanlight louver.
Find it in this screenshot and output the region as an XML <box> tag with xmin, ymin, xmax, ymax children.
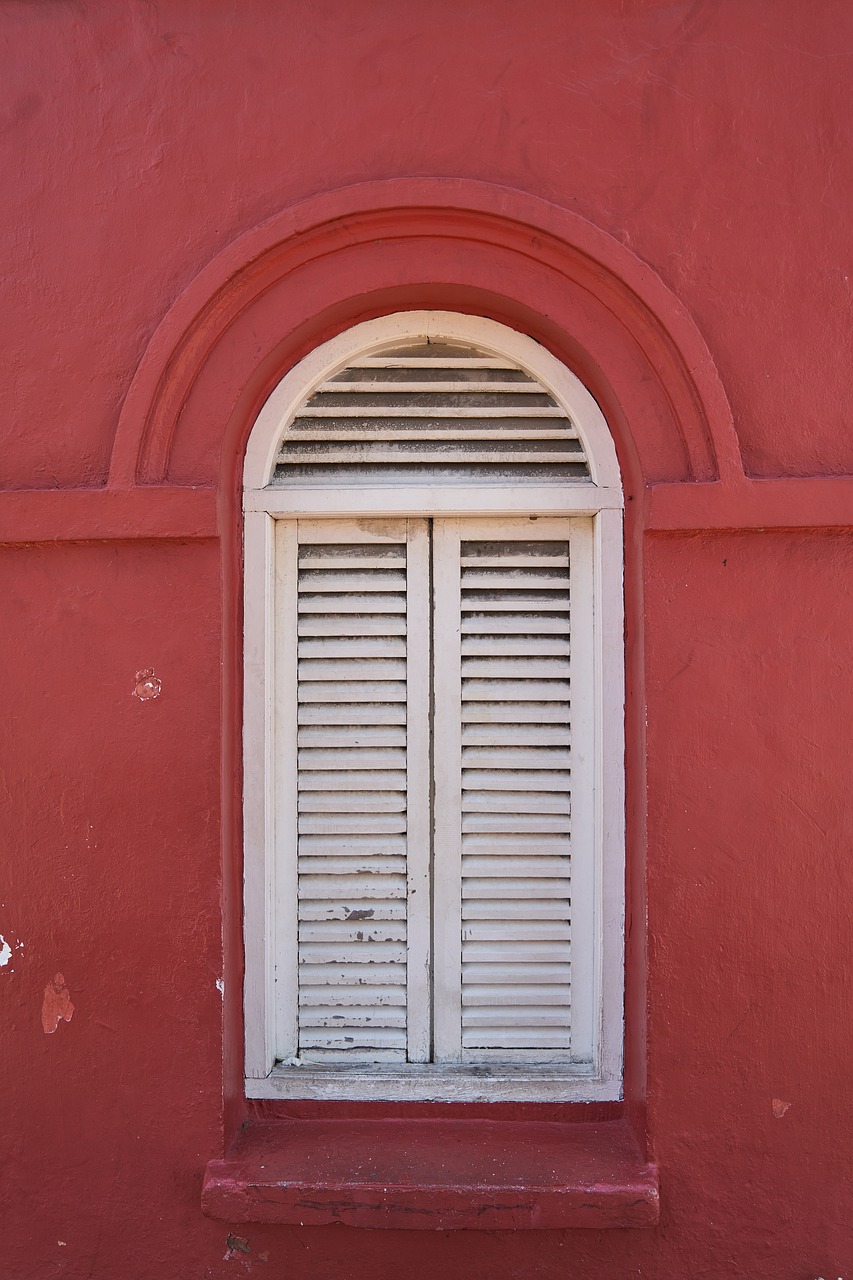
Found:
<box><xmin>273</xmin><ymin>341</ymin><xmax>591</xmax><ymax>486</ymax></box>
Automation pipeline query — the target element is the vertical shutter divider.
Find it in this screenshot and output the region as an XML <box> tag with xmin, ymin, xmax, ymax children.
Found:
<box><xmin>274</xmin><ymin>519</ymin><xmax>300</xmax><ymax>1061</ymax></box>
<box><xmin>405</xmin><ymin>518</ymin><xmax>432</xmax><ymax>1062</ymax></box>
<box><xmin>431</xmin><ymin>518</ymin><xmax>463</xmax><ymax>1062</ymax></box>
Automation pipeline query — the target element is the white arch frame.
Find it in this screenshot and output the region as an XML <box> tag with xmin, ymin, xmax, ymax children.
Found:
<box><xmin>242</xmin><ymin>312</ymin><xmax>625</xmax><ymax>1101</ymax></box>
<box><xmin>243</xmin><ymin>311</ymin><xmax>623</xmax><ymax>514</ymax></box>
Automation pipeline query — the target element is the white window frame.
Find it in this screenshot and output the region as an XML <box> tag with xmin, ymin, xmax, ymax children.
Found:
<box><xmin>242</xmin><ymin>312</ymin><xmax>625</xmax><ymax>1102</ymax></box>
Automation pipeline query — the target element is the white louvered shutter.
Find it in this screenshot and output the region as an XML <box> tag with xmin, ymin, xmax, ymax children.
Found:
<box><xmin>274</xmin><ymin>519</ymin><xmax>431</xmax><ymax>1064</ymax></box>
<box><xmin>432</xmin><ymin>518</ymin><xmax>596</xmax><ymax>1065</ymax></box>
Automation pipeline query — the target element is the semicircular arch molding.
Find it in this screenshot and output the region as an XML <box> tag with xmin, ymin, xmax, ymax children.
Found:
<box><xmin>108</xmin><ymin>179</ymin><xmax>740</xmax><ymax>497</ymax></box>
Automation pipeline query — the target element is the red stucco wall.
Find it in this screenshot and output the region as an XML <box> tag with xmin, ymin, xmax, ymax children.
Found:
<box><xmin>3</xmin><ymin>2</ymin><xmax>852</xmax><ymax>1276</ymax></box>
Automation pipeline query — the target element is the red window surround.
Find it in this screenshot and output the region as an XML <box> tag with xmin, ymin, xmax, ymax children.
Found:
<box><xmin>106</xmin><ymin>179</ymin><xmax>751</xmax><ymax>1230</ymax></box>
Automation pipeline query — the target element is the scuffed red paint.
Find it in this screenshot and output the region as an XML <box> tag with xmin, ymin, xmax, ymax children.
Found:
<box><xmin>41</xmin><ymin>973</ymin><xmax>74</xmax><ymax>1035</ymax></box>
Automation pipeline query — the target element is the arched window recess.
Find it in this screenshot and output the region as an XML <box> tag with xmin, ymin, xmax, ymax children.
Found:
<box><xmin>243</xmin><ymin>312</ymin><xmax>625</xmax><ymax>1102</ymax></box>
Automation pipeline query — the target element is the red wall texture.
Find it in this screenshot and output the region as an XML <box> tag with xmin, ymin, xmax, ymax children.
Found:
<box><xmin>2</xmin><ymin>2</ymin><xmax>853</xmax><ymax>1276</ymax></box>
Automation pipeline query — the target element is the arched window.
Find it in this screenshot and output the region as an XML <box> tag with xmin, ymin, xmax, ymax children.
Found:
<box><xmin>243</xmin><ymin>313</ymin><xmax>624</xmax><ymax>1101</ymax></box>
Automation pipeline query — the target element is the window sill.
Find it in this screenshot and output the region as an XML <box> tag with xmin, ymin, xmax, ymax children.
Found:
<box><xmin>202</xmin><ymin>1117</ymin><xmax>659</xmax><ymax>1230</ymax></box>
<box><xmin>245</xmin><ymin>1062</ymin><xmax>615</xmax><ymax>1103</ymax></box>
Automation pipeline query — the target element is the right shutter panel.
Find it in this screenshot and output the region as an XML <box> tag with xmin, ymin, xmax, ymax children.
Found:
<box><xmin>434</xmin><ymin>520</ymin><xmax>589</xmax><ymax>1064</ymax></box>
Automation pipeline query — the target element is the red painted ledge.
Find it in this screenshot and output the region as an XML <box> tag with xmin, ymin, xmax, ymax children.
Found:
<box><xmin>202</xmin><ymin>1118</ymin><xmax>659</xmax><ymax>1231</ymax></box>
<box><xmin>0</xmin><ymin>486</ymin><xmax>217</xmax><ymax>543</ymax></box>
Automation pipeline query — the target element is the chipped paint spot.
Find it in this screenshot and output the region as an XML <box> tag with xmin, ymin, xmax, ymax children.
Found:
<box><xmin>42</xmin><ymin>972</ymin><xmax>74</xmax><ymax>1034</ymax></box>
<box><xmin>224</xmin><ymin>1234</ymin><xmax>252</xmax><ymax>1264</ymax></box>
<box><xmin>772</xmin><ymin>1098</ymin><xmax>791</xmax><ymax>1118</ymax></box>
<box><xmin>0</xmin><ymin>930</ymin><xmax>24</xmax><ymax>972</ymax></box>
<box><xmin>133</xmin><ymin>668</ymin><xmax>162</xmax><ymax>701</ymax></box>
<box><xmin>216</xmin><ymin>978</ymin><xmax>225</xmax><ymax>997</ymax></box>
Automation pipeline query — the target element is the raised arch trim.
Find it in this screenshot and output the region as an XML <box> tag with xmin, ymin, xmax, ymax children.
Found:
<box><xmin>107</xmin><ymin>178</ymin><xmax>741</xmax><ymax>491</ymax></box>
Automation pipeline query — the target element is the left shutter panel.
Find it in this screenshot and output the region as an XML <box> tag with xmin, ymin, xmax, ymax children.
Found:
<box><xmin>274</xmin><ymin>518</ymin><xmax>430</xmax><ymax>1065</ymax></box>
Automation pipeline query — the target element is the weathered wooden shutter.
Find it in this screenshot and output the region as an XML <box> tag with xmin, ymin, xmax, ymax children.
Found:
<box><xmin>433</xmin><ymin>518</ymin><xmax>595</xmax><ymax>1064</ymax></box>
<box><xmin>275</xmin><ymin>519</ymin><xmax>431</xmax><ymax>1064</ymax></box>
<box><xmin>273</xmin><ymin>341</ymin><xmax>591</xmax><ymax>487</ymax></box>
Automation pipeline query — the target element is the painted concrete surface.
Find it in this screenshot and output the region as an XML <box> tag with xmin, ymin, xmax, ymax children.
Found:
<box><xmin>2</xmin><ymin>2</ymin><xmax>852</xmax><ymax>1276</ymax></box>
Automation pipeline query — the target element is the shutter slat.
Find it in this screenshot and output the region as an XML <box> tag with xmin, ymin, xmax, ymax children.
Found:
<box><xmin>461</xmin><ymin>724</ymin><xmax>570</xmax><ymax>746</ymax></box>
<box><xmin>298</xmin><ymin>593</ymin><xmax>407</xmax><ymax>614</ymax></box>
<box><xmin>462</xmin><ymin>878</ymin><xmax>571</xmax><ymax>899</ymax></box>
<box><xmin>299</xmin><ymin>902</ymin><xmax>407</xmax><ymax>922</ymax></box>
<box><xmin>298</xmin><ymin>857</ymin><xmax>408</xmax><ymax>876</ymax></box>
<box><xmin>462</xmin><ymin>771</ymin><xmax>572</xmax><ymax>793</ymax></box>
<box><xmin>299</xmin><ymin>769</ymin><xmax>407</xmax><ymax>791</ymax></box>
<box><xmin>298</xmin><ymin>658</ymin><xmax>407</xmax><ymax>681</ymax></box>
<box><xmin>298</xmin><ymin>615</ymin><xmax>407</xmax><ymax>637</ymax></box>
<box><xmin>463</xmin><ymin>1030</ymin><xmax>570</xmax><ymax>1049</ymax></box>
<box><xmin>462</xmin><ymin>814</ymin><xmax>572</xmax><ymax>833</ymax></box>
<box><xmin>299</xmin><ymin>747</ymin><xmax>407</xmax><ymax>770</ymax></box>
<box><xmin>298</xmin><ymin>637</ymin><xmax>407</xmax><ymax>657</ymax></box>
<box><xmin>299</xmin><ymin>963</ymin><xmax>406</xmax><ymax>986</ymax></box>
<box><xmin>462</xmin><ymin>962</ymin><xmax>571</xmax><ymax>984</ymax></box>
<box><xmin>297</xmin><ymin>569</ymin><xmax>406</xmax><ymax>591</ymax></box>
<box><xmin>318</xmin><ymin>380</ymin><xmax>549</xmax><ymax>394</ymax></box>
<box><xmin>297</xmin><ymin>875</ymin><xmax>407</xmax><ymax>896</ymax></box>
<box><xmin>298</xmin><ymin>815</ymin><xmax>408</xmax><ymax>835</ymax></box>
<box><xmin>462</xmin><ymin>851</ymin><xmax>570</xmax><ymax>874</ymax></box>
<box><xmin>348</xmin><ymin>357</ymin><xmax>511</xmax><ymax>368</ymax></box>
<box><xmin>461</xmin><ymin>658</ymin><xmax>570</xmax><ymax>678</ymax></box>
<box><xmin>463</xmin><ymin>984</ymin><xmax>571</xmax><ymax>1005</ymax></box>
<box><xmin>297</xmin><ymin>702</ymin><xmax>407</xmax><ymax>724</ymax></box>
<box><xmin>298</xmin><ymin>792</ymin><xmax>406</xmax><ymax>813</ymax></box>
<box><xmin>298</xmin><ymin>725</ymin><xmax>407</xmax><ymax>747</ymax></box>
<box><xmin>463</xmin><ymin>897</ymin><xmax>572</xmax><ymax>919</ymax></box>
<box><xmin>299</xmin><ymin>877</ymin><xmax>407</xmax><ymax>900</ymax></box>
<box><xmin>294</xmin><ymin>405</ymin><xmax>568</xmax><ymax>418</ymax></box>
<box><xmin>288</xmin><ymin>427</ymin><xmax>575</xmax><ymax>441</ymax></box>
<box><xmin>300</xmin><ymin>985</ymin><xmax>406</xmax><ymax>1006</ymax></box>
<box><xmin>461</xmin><ymin>702</ymin><xmax>570</xmax><ymax>723</ymax></box>
<box><xmin>463</xmin><ymin>921</ymin><xmax>570</xmax><ymax>941</ymax></box>
<box><xmin>460</xmin><ymin>615</ymin><xmax>570</xmax><ymax>634</ymax></box>
<box><xmin>462</xmin><ymin>746</ymin><xmax>571</xmax><ymax>768</ymax></box>
<box><xmin>461</xmin><ymin>636</ymin><xmax>570</xmax><ymax>655</ymax></box>
<box><xmin>297</xmin><ymin>833</ymin><xmax>407</xmax><ymax>855</ymax></box>
<box><xmin>298</xmin><ymin>942</ymin><xmax>407</xmax><ymax>964</ymax></box>
<box><xmin>300</xmin><ymin>921</ymin><xmax>407</xmax><ymax>943</ymax></box>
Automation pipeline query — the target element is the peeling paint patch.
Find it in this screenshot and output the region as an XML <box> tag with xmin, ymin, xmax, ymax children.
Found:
<box><xmin>216</xmin><ymin>978</ymin><xmax>225</xmax><ymax>997</ymax></box>
<box><xmin>772</xmin><ymin>1098</ymin><xmax>791</xmax><ymax>1118</ymax></box>
<box><xmin>133</xmin><ymin>668</ymin><xmax>162</xmax><ymax>701</ymax></box>
<box><xmin>42</xmin><ymin>973</ymin><xmax>74</xmax><ymax>1034</ymax></box>
<box><xmin>0</xmin><ymin>929</ymin><xmax>23</xmax><ymax>971</ymax></box>
<box><xmin>224</xmin><ymin>1234</ymin><xmax>252</xmax><ymax>1264</ymax></box>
